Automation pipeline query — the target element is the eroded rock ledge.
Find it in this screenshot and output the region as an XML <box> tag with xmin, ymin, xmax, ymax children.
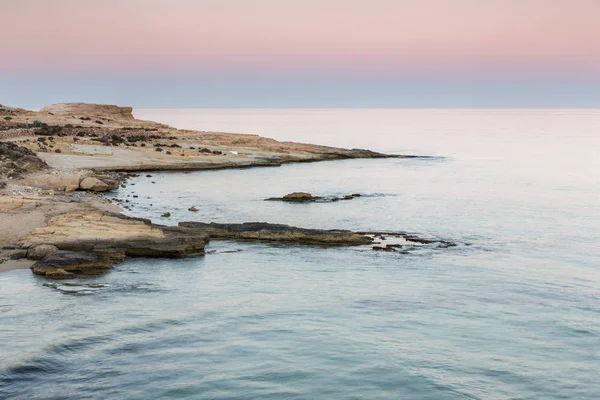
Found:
<box><xmin>179</xmin><ymin>222</ymin><xmax>373</xmax><ymax>246</ymax></box>
<box><xmin>11</xmin><ymin>212</ymin><xmax>461</xmax><ymax>279</ymax></box>
<box><xmin>22</xmin><ymin>210</ymin><xmax>208</xmax><ymax>279</ymax></box>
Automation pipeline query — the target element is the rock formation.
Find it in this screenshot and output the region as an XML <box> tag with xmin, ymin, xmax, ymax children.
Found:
<box><xmin>23</xmin><ymin>209</ymin><xmax>209</xmax><ymax>279</ymax></box>
<box><xmin>179</xmin><ymin>222</ymin><xmax>373</xmax><ymax>246</ymax></box>
<box><xmin>40</xmin><ymin>103</ymin><xmax>136</xmax><ymax>121</ymax></box>
<box><xmin>266</xmin><ymin>192</ymin><xmax>362</xmax><ymax>203</ymax></box>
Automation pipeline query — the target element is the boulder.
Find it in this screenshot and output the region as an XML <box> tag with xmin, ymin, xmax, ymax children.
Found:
<box><xmin>79</xmin><ymin>176</ymin><xmax>117</xmax><ymax>192</ymax></box>
<box><xmin>27</xmin><ymin>244</ymin><xmax>59</xmax><ymax>260</ymax></box>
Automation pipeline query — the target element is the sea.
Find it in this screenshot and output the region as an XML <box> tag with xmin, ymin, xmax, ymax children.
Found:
<box><xmin>1</xmin><ymin>109</ymin><xmax>599</xmax><ymax>399</ymax></box>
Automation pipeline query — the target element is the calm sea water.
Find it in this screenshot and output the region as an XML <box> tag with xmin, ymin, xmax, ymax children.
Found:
<box><xmin>1</xmin><ymin>109</ymin><xmax>600</xmax><ymax>399</ymax></box>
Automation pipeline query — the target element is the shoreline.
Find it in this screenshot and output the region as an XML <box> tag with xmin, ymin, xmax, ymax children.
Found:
<box><xmin>0</xmin><ymin>102</ymin><xmax>442</xmax><ymax>278</ymax></box>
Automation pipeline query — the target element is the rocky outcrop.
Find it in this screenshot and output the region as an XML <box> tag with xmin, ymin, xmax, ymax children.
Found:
<box><xmin>40</xmin><ymin>103</ymin><xmax>135</xmax><ymax>121</ymax></box>
<box><xmin>282</xmin><ymin>192</ymin><xmax>313</xmax><ymax>202</ymax></box>
<box><xmin>23</xmin><ymin>209</ymin><xmax>208</xmax><ymax>279</ymax></box>
<box><xmin>20</xmin><ymin>208</ymin><xmax>460</xmax><ymax>279</ymax></box>
<box><xmin>266</xmin><ymin>193</ymin><xmax>362</xmax><ymax>203</ymax></box>
<box><xmin>179</xmin><ymin>221</ymin><xmax>373</xmax><ymax>246</ymax></box>
<box><xmin>179</xmin><ymin>221</ymin><xmax>461</xmax><ymax>252</ymax></box>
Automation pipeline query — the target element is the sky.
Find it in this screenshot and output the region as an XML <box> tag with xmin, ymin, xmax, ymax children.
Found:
<box><xmin>1</xmin><ymin>0</ymin><xmax>599</xmax><ymax>108</ymax></box>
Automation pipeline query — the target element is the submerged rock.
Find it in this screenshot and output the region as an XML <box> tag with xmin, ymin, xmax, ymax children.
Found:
<box><xmin>372</xmin><ymin>246</ymin><xmax>396</xmax><ymax>252</ymax></box>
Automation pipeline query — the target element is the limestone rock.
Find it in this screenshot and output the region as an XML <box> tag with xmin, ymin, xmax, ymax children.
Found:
<box><xmin>282</xmin><ymin>192</ymin><xmax>314</xmax><ymax>202</ymax></box>
<box><xmin>40</xmin><ymin>103</ymin><xmax>135</xmax><ymax>121</ymax></box>
<box><xmin>24</xmin><ymin>173</ymin><xmax>81</xmax><ymax>192</ymax></box>
<box><xmin>23</xmin><ymin>209</ymin><xmax>208</xmax><ymax>279</ymax></box>
<box><xmin>79</xmin><ymin>177</ymin><xmax>117</xmax><ymax>192</ymax></box>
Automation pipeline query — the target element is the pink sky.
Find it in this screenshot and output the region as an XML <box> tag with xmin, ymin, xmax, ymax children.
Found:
<box><xmin>2</xmin><ymin>0</ymin><xmax>600</xmax><ymax>74</ymax></box>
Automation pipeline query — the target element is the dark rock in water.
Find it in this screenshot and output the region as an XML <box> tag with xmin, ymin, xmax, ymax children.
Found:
<box><xmin>161</xmin><ymin>212</ymin><xmax>171</xmax><ymax>217</ymax></box>
<box><xmin>372</xmin><ymin>246</ymin><xmax>395</xmax><ymax>252</ymax></box>
<box><xmin>282</xmin><ymin>192</ymin><xmax>313</xmax><ymax>202</ymax></box>
<box><xmin>31</xmin><ymin>251</ymin><xmax>112</xmax><ymax>279</ymax></box>
<box><xmin>403</xmin><ymin>234</ymin><xmax>457</xmax><ymax>247</ymax></box>
<box><xmin>265</xmin><ymin>192</ymin><xmax>317</xmax><ymax>202</ymax></box>
<box><xmin>45</xmin><ymin>228</ymin><xmax>208</xmax><ymax>260</ymax></box>
<box><xmin>266</xmin><ymin>192</ymin><xmax>362</xmax><ymax>203</ymax></box>
<box><xmin>188</xmin><ymin>206</ymin><xmax>198</xmax><ymax>212</ymax></box>
<box><xmin>179</xmin><ymin>221</ymin><xmax>373</xmax><ymax>246</ymax></box>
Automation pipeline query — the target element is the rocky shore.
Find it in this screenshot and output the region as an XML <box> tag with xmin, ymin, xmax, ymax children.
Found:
<box><xmin>0</xmin><ymin>102</ymin><xmax>446</xmax><ymax>279</ymax></box>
